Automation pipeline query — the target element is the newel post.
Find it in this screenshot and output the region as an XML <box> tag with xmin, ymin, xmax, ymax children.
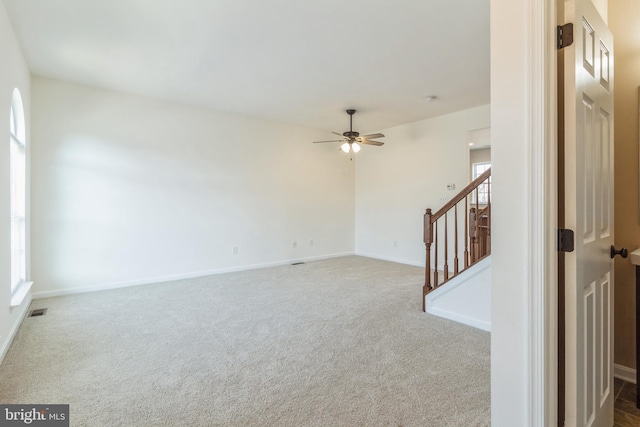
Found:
<box><xmin>423</xmin><ymin>209</ymin><xmax>433</xmax><ymax>312</ymax></box>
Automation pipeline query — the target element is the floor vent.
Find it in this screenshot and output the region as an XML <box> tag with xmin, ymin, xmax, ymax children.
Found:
<box><xmin>291</xmin><ymin>262</ymin><xmax>305</xmax><ymax>266</ymax></box>
<box><xmin>29</xmin><ymin>308</ymin><xmax>48</xmax><ymax>317</ymax></box>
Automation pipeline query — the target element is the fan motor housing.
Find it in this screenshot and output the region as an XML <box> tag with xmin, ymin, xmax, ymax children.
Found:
<box><xmin>343</xmin><ymin>131</ymin><xmax>360</xmax><ymax>138</ymax></box>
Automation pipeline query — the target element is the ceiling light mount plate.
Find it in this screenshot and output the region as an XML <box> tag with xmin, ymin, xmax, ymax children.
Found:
<box><xmin>425</xmin><ymin>95</ymin><xmax>438</xmax><ymax>102</ymax></box>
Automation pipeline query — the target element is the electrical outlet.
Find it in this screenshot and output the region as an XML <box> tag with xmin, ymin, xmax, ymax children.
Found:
<box><xmin>292</xmin><ymin>241</ymin><xmax>297</xmax><ymax>248</ymax></box>
<box><xmin>232</xmin><ymin>246</ymin><xmax>238</xmax><ymax>254</ymax></box>
<box><xmin>309</xmin><ymin>239</ymin><xmax>314</xmax><ymax>246</ymax></box>
<box><xmin>393</xmin><ymin>240</ymin><xmax>398</xmax><ymax>248</ymax></box>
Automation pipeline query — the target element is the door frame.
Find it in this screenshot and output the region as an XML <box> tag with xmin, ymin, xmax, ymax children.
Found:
<box><xmin>527</xmin><ymin>1</ymin><xmax>559</xmax><ymax>422</ymax></box>
<box><xmin>490</xmin><ymin>0</ymin><xmax>559</xmax><ymax>424</ymax></box>
<box><xmin>493</xmin><ymin>0</ymin><xmax>614</xmax><ymax>424</ymax></box>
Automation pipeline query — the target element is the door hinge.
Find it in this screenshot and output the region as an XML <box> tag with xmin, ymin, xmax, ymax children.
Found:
<box><xmin>557</xmin><ymin>23</ymin><xmax>574</xmax><ymax>49</ymax></box>
<box><xmin>558</xmin><ymin>228</ymin><xmax>575</xmax><ymax>252</ymax></box>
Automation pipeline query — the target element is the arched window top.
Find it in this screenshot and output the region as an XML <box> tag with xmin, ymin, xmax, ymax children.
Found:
<box><xmin>10</xmin><ymin>88</ymin><xmax>25</xmax><ymax>143</ymax></box>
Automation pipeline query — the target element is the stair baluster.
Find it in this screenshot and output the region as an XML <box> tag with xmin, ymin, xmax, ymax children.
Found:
<box><xmin>422</xmin><ymin>168</ymin><xmax>491</xmax><ymax>311</ymax></box>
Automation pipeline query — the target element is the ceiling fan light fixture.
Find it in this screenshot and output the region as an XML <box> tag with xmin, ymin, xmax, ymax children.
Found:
<box><xmin>313</xmin><ymin>109</ymin><xmax>387</xmax><ymax>153</ymax></box>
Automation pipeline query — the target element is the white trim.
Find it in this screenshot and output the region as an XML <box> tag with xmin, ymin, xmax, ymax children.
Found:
<box><xmin>9</xmin><ymin>132</ymin><xmax>24</xmax><ymax>147</ymax></box>
<box><xmin>614</xmin><ymin>364</ymin><xmax>637</xmax><ymax>385</ymax></box>
<box><xmin>32</xmin><ymin>252</ymin><xmax>354</xmax><ymax>299</ymax></box>
<box><xmin>527</xmin><ymin>0</ymin><xmax>558</xmax><ymax>425</ymax></box>
<box><xmin>426</xmin><ymin>305</ymin><xmax>491</xmax><ymax>332</ymax></box>
<box><xmin>353</xmin><ymin>252</ymin><xmax>424</xmax><ymax>268</ymax></box>
<box><xmin>0</xmin><ymin>293</ymin><xmax>32</xmax><ymax>365</ymax></box>
<box><xmin>10</xmin><ymin>280</ymin><xmax>32</xmax><ymax>307</ymax></box>
<box><xmin>472</xmin><ymin>161</ymin><xmax>492</xmax><ymax>176</ymax></box>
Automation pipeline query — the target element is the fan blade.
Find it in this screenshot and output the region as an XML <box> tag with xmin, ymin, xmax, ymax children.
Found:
<box><xmin>362</xmin><ymin>133</ymin><xmax>385</xmax><ymax>139</ymax></box>
<box><xmin>332</xmin><ymin>132</ymin><xmax>344</xmax><ymax>137</ymax></box>
<box><xmin>360</xmin><ymin>140</ymin><xmax>384</xmax><ymax>146</ymax></box>
<box><xmin>313</xmin><ymin>139</ymin><xmax>345</xmax><ymax>143</ymax></box>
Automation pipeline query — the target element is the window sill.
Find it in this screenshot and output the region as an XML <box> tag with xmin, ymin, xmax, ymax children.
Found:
<box><xmin>10</xmin><ymin>281</ymin><xmax>33</xmax><ymax>308</ymax></box>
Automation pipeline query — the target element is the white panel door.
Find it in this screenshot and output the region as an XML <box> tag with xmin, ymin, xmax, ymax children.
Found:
<box><xmin>563</xmin><ymin>0</ymin><xmax>614</xmax><ymax>426</ymax></box>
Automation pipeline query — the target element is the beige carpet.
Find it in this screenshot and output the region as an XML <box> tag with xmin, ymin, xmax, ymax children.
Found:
<box><xmin>0</xmin><ymin>256</ymin><xmax>490</xmax><ymax>426</ymax></box>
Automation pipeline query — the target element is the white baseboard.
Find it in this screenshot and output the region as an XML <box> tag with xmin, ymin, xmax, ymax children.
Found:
<box><xmin>614</xmin><ymin>364</ymin><xmax>636</xmax><ymax>384</ymax></box>
<box><xmin>354</xmin><ymin>252</ymin><xmax>424</xmax><ymax>268</ymax></box>
<box><xmin>32</xmin><ymin>252</ymin><xmax>355</xmax><ymax>299</ymax></box>
<box><xmin>0</xmin><ymin>293</ymin><xmax>33</xmax><ymax>365</ymax></box>
<box><xmin>425</xmin><ymin>305</ymin><xmax>491</xmax><ymax>332</ymax></box>
<box><xmin>353</xmin><ymin>252</ymin><xmax>462</xmax><ymax>273</ymax></box>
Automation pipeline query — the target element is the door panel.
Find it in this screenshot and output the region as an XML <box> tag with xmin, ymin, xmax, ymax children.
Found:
<box><xmin>563</xmin><ymin>0</ymin><xmax>614</xmax><ymax>426</ymax></box>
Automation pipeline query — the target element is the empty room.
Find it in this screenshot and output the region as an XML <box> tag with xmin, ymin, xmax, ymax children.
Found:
<box><xmin>1</xmin><ymin>0</ymin><xmax>599</xmax><ymax>426</ymax></box>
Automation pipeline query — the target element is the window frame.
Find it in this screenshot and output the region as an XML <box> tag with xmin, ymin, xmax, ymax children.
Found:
<box><xmin>471</xmin><ymin>161</ymin><xmax>491</xmax><ymax>205</ymax></box>
<box><xmin>9</xmin><ymin>88</ymin><xmax>31</xmax><ymax>307</ymax></box>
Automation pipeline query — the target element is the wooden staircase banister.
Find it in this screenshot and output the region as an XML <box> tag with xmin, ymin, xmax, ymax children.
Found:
<box><xmin>430</xmin><ymin>167</ymin><xmax>491</xmax><ymax>222</ymax></box>
<box><xmin>422</xmin><ymin>168</ymin><xmax>491</xmax><ymax>311</ymax></box>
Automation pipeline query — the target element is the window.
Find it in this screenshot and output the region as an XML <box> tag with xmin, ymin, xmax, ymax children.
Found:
<box><xmin>10</xmin><ymin>89</ymin><xmax>27</xmax><ymax>301</ymax></box>
<box><xmin>472</xmin><ymin>161</ymin><xmax>491</xmax><ymax>204</ymax></box>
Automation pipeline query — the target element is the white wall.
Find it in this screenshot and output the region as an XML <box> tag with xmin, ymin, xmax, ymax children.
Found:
<box><xmin>354</xmin><ymin>105</ymin><xmax>490</xmax><ymax>266</ymax></box>
<box><xmin>425</xmin><ymin>256</ymin><xmax>491</xmax><ymax>331</ymax></box>
<box><xmin>0</xmin><ymin>3</ymin><xmax>32</xmax><ymax>361</ymax></box>
<box><xmin>593</xmin><ymin>0</ymin><xmax>608</xmax><ymax>23</ymax></box>
<box><xmin>31</xmin><ymin>77</ymin><xmax>355</xmax><ymax>295</ymax></box>
<box><xmin>491</xmin><ymin>0</ymin><xmax>530</xmax><ymax>420</ymax></box>
<box><xmin>470</xmin><ymin>147</ymin><xmax>491</xmax><ymax>165</ymax></box>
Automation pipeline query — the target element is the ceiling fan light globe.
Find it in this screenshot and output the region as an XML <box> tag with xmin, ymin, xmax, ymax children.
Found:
<box><xmin>341</xmin><ymin>142</ymin><xmax>351</xmax><ymax>153</ymax></box>
<box><xmin>352</xmin><ymin>143</ymin><xmax>361</xmax><ymax>153</ymax></box>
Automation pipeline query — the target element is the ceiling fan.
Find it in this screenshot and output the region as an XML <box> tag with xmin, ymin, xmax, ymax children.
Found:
<box><xmin>313</xmin><ymin>109</ymin><xmax>385</xmax><ymax>153</ymax></box>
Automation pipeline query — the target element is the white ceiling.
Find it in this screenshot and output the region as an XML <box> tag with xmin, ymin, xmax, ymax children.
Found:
<box><xmin>2</xmin><ymin>0</ymin><xmax>489</xmax><ymax>133</ymax></box>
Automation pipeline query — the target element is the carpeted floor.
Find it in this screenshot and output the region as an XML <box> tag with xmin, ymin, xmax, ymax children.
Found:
<box><xmin>0</xmin><ymin>256</ymin><xmax>490</xmax><ymax>426</ymax></box>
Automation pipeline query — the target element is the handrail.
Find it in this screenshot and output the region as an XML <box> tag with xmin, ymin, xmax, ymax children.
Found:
<box><xmin>476</xmin><ymin>205</ymin><xmax>490</xmax><ymax>217</ymax></box>
<box><xmin>422</xmin><ymin>168</ymin><xmax>491</xmax><ymax>311</ymax></box>
<box><xmin>431</xmin><ymin>168</ymin><xmax>491</xmax><ymax>221</ymax></box>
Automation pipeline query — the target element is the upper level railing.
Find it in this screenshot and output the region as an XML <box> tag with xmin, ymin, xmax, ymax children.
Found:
<box><xmin>422</xmin><ymin>168</ymin><xmax>491</xmax><ymax>311</ymax></box>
